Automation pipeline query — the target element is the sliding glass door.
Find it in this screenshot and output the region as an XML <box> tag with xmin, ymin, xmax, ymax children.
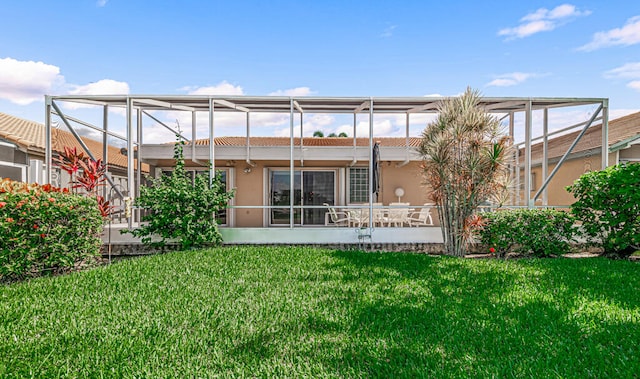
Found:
<box><xmin>270</xmin><ymin>170</ymin><xmax>335</xmax><ymax>225</ymax></box>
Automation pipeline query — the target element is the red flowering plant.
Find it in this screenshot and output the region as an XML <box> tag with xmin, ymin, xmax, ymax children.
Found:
<box><xmin>55</xmin><ymin>147</ymin><xmax>86</xmax><ymax>191</ymax></box>
<box><xmin>0</xmin><ymin>178</ymin><xmax>103</xmax><ymax>282</ymax></box>
<box><xmin>55</xmin><ymin>148</ymin><xmax>112</xmax><ymax>218</ymax></box>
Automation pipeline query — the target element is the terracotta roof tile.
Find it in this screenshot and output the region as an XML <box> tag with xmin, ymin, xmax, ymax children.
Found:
<box><xmin>192</xmin><ymin>136</ymin><xmax>422</xmax><ymax>147</ymax></box>
<box><xmin>0</xmin><ymin>112</ymin><xmax>146</xmax><ymax>171</ymax></box>
<box><xmin>527</xmin><ymin>111</ymin><xmax>640</xmax><ymax>160</ymax></box>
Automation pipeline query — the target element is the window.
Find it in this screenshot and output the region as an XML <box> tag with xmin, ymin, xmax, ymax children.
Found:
<box><xmin>194</xmin><ymin>170</ymin><xmax>229</xmax><ymax>225</ymax></box>
<box><xmin>349</xmin><ymin>167</ymin><xmax>369</xmax><ymax>203</ymax></box>
<box><xmin>269</xmin><ymin>169</ymin><xmax>335</xmax><ymax>225</ymax></box>
<box><xmin>161</xmin><ymin>168</ymin><xmax>230</xmax><ymax>225</ymax></box>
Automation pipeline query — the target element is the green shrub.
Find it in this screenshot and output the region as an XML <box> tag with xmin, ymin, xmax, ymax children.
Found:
<box><xmin>125</xmin><ymin>139</ymin><xmax>234</xmax><ymax>249</ymax></box>
<box><xmin>476</xmin><ymin>208</ymin><xmax>576</xmax><ymax>258</ymax></box>
<box><xmin>567</xmin><ymin>163</ymin><xmax>640</xmax><ymax>258</ymax></box>
<box><xmin>0</xmin><ymin>179</ymin><xmax>103</xmax><ymax>282</ymax></box>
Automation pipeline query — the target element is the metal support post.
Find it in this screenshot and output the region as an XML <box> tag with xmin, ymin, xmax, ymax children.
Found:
<box><xmin>126</xmin><ymin>97</ymin><xmax>134</xmax><ymax>229</ymax></box>
<box><xmin>44</xmin><ymin>97</ymin><xmax>52</xmax><ymax>184</ymax></box>
<box><xmin>289</xmin><ymin>98</ymin><xmax>295</xmax><ymax>228</ymax></box>
<box><xmin>542</xmin><ymin>108</ymin><xmax>548</xmax><ymax>205</ymax></box>
<box><xmin>602</xmin><ymin>100</ymin><xmax>609</xmax><ymax>169</ymax></box>
<box><xmin>524</xmin><ymin>100</ymin><xmax>533</xmax><ymax>207</ymax></box>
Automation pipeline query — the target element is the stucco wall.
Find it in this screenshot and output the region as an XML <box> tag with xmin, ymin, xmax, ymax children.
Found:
<box><xmin>527</xmin><ymin>152</ymin><xmax>617</xmax><ymax>206</ymax></box>
<box><xmin>212</xmin><ymin>159</ymin><xmax>433</xmax><ymax>227</ymax></box>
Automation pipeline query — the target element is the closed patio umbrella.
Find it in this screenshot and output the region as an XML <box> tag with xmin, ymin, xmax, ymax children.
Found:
<box><xmin>372</xmin><ymin>142</ymin><xmax>380</xmax><ymax>200</ymax></box>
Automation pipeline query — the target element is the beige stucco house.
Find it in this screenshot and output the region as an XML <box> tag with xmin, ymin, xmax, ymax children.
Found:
<box><xmin>520</xmin><ymin>111</ymin><xmax>640</xmax><ymax>206</ymax></box>
<box><xmin>144</xmin><ymin>136</ymin><xmax>430</xmax><ymax>228</ymax></box>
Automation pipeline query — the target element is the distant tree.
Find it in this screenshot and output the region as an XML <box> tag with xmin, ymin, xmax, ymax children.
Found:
<box><xmin>327</xmin><ymin>133</ymin><xmax>337</xmax><ymax>137</ymax></box>
<box><xmin>338</xmin><ymin>132</ymin><xmax>348</xmax><ymax>137</ymax></box>
<box><xmin>417</xmin><ymin>87</ymin><xmax>511</xmax><ymax>257</ymax></box>
<box><xmin>313</xmin><ymin>130</ymin><xmax>324</xmax><ymax>137</ymax></box>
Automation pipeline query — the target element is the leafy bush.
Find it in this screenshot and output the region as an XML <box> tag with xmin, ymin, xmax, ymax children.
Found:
<box><xmin>125</xmin><ymin>139</ymin><xmax>234</xmax><ymax>249</ymax></box>
<box><xmin>476</xmin><ymin>208</ymin><xmax>576</xmax><ymax>258</ymax></box>
<box><xmin>0</xmin><ymin>179</ymin><xmax>103</xmax><ymax>282</ymax></box>
<box><xmin>567</xmin><ymin>163</ymin><xmax>640</xmax><ymax>257</ymax></box>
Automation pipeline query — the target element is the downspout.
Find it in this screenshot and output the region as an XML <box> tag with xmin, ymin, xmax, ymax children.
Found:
<box><xmin>245</xmin><ymin>112</ymin><xmax>256</xmax><ymax>167</ymax></box>
<box><xmin>396</xmin><ymin>112</ymin><xmax>410</xmax><ymax>167</ymax></box>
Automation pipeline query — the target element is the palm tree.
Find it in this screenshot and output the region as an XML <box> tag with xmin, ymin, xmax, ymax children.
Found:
<box><xmin>417</xmin><ymin>88</ymin><xmax>511</xmax><ymax>256</ymax></box>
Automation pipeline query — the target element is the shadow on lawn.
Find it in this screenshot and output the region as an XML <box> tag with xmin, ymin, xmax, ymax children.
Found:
<box><xmin>285</xmin><ymin>251</ymin><xmax>640</xmax><ymax>377</ymax></box>
<box><xmin>514</xmin><ymin>257</ymin><xmax>640</xmax><ymax>309</ymax></box>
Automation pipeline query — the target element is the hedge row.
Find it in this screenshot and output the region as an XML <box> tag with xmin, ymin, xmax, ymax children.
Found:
<box><xmin>0</xmin><ymin>179</ymin><xmax>103</xmax><ymax>282</ymax></box>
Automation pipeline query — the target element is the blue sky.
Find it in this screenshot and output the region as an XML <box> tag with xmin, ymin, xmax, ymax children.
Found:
<box><xmin>1</xmin><ymin>1</ymin><xmax>639</xmax><ymax>142</ymax></box>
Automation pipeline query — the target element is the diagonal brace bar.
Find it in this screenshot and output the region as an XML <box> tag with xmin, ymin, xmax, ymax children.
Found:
<box><xmin>51</xmin><ymin>101</ymin><xmax>124</xmax><ymax>199</ymax></box>
<box><xmin>533</xmin><ymin>103</ymin><xmax>603</xmax><ymax>202</ymax></box>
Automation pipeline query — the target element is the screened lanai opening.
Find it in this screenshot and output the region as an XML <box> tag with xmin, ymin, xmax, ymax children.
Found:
<box><xmin>44</xmin><ymin>95</ymin><xmax>609</xmax><ymax>243</ymax></box>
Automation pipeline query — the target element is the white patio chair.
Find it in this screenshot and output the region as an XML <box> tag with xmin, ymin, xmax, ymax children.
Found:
<box><xmin>323</xmin><ymin>203</ymin><xmax>350</xmax><ymax>226</ymax></box>
<box><xmin>387</xmin><ymin>202</ymin><xmax>410</xmax><ymax>227</ymax></box>
<box><xmin>347</xmin><ymin>209</ymin><xmax>368</xmax><ymax>227</ymax></box>
<box><xmin>407</xmin><ymin>204</ymin><xmax>434</xmax><ymax>227</ymax></box>
<box><xmin>372</xmin><ymin>205</ymin><xmax>386</xmax><ymax>227</ymax></box>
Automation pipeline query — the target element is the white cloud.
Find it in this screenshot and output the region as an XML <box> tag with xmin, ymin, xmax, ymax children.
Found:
<box><xmin>69</xmin><ymin>79</ymin><xmax>129</xmax><ymax>95</ymax></box>
<box><xmin>499</xmin><ymin>4</ymin><xmax>590</xmax><ymax>39</ymax></box>
<box><xmin>578</xmin><ymin>16</ymin><xmax>640</xmax><ymax>51</ymax></box>
<box><xmin>0</xmin><ymin>57</ymin><xmax>64</xmax><ymax>105</ymax></box>
<box><xmin>604</xmin><ymin>62</ymin><xmax>640</xmax><ymax>79</ymax></box>
<box><xmin>268</xmin><ymin>87</ymin><xmax>314</xmax><ymax>96</ymax></box>
<box><xmin>604</xmin><ymin>62</ymin><xmax>640</xmax><ymax>92</ymax></box>
<box><xmin>486</xmin><ymin>72</ymin><xmax>537</xmax><ymax>87</ymax></box>
<box><xmin>499</xmin><ymin>20</ymin><xmax>555</xmax><ymax>39</ymax></box>
<box><xmin>628</xmin><ymin>81</ymin><xmax>640</xmax><ymax>91</ymax></box>
<box><xmin>251</xmin><ymin>112</ymin><xmax>291</xmax><ymax>127</ymax></box>
<box><xmin>606</xmin><ymin>62</ymin><xmax>640</xmax><ymax>78</ymax></box>
<box><xmin>183</xmin><ymin>81</ymin><xmax>244</xmax><ymax>95</ymax></box>
<box><xmin>63</xmin><ymin>79</ymin><xmax>130</xmax><ymax>110</ymax></box>
<box><xmin>505</xmin><ymin>106</ymin><xmax>640</xmax><ymax>144</ymax></box>
<box><xmin>609</xmin><ymin>108</ymin><xmax>640</xmax><ymax>119</ymax></box>
<box><xmin>274</xmin><ymin>127</ymin><xmax>301</xmax><ymax>138</ymax></box>
<box><xmin>333</xmin><ymin>119</ymin><xmax>400</xmax><ymax>138</ymax></box>
<box><xmin>97</xmin><ymin>0</ymin><xmax>108</xmax><ymax>7</ymax></box>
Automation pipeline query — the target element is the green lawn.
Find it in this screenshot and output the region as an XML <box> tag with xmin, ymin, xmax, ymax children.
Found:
<box><xmin>1</xmin><ymin>247</ymin><xmax>638</xmax><ymax>378</ymax></box>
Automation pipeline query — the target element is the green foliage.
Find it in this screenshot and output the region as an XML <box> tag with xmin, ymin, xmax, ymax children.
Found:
<box><xmin>417</xmin><ymin>87</ymin><xmax>512</xmax><ymax>256</ymax></box>
<box><xmin>126</xmin><ymin>139</ymin><xmax>234</xmax><ymax>249</ymax></box>
<box><xmin>2</xmin><ymin>247</ymin><xmax>639</xmax><ymax>377</ymax></box>
<box><xmin>0</xmin><ymin>180</ymin><xmax>103</xmax><ymax>282</ymax></box>
<box><xmin>477</xmin><ymin>208</ymin><xmax>576</xmax><ymax>258</ymax></box>
<box><xmin>567</xmin><ymin>163</ymin><xmax>640</xmax><ymax>257</ymax></box>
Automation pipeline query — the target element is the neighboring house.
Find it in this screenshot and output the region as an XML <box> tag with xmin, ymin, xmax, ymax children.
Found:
<box><xmin>0</xmin><ymin>111</ymin><xmax>143</xmax><ymax>203</ymax></box>
<box><xmin>519</xmin><ymin>111</ymin><xmax>640</xmax><ymax>206</ymax></box>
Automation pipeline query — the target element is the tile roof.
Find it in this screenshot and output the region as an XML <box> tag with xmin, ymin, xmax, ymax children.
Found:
<box><xmin>0</xmin><ymin>111</ymin><xmax>145</xmax><ymax>171</ymax></box>
<box><xmin>192</xmin><ymin>136</ymin><xmax>423</xmax><ymax>147</ymax></box>
<box><xmin>525</xmin><ymin>111</ymin><xmax>640</xmax><ymax>161</ymax></box>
